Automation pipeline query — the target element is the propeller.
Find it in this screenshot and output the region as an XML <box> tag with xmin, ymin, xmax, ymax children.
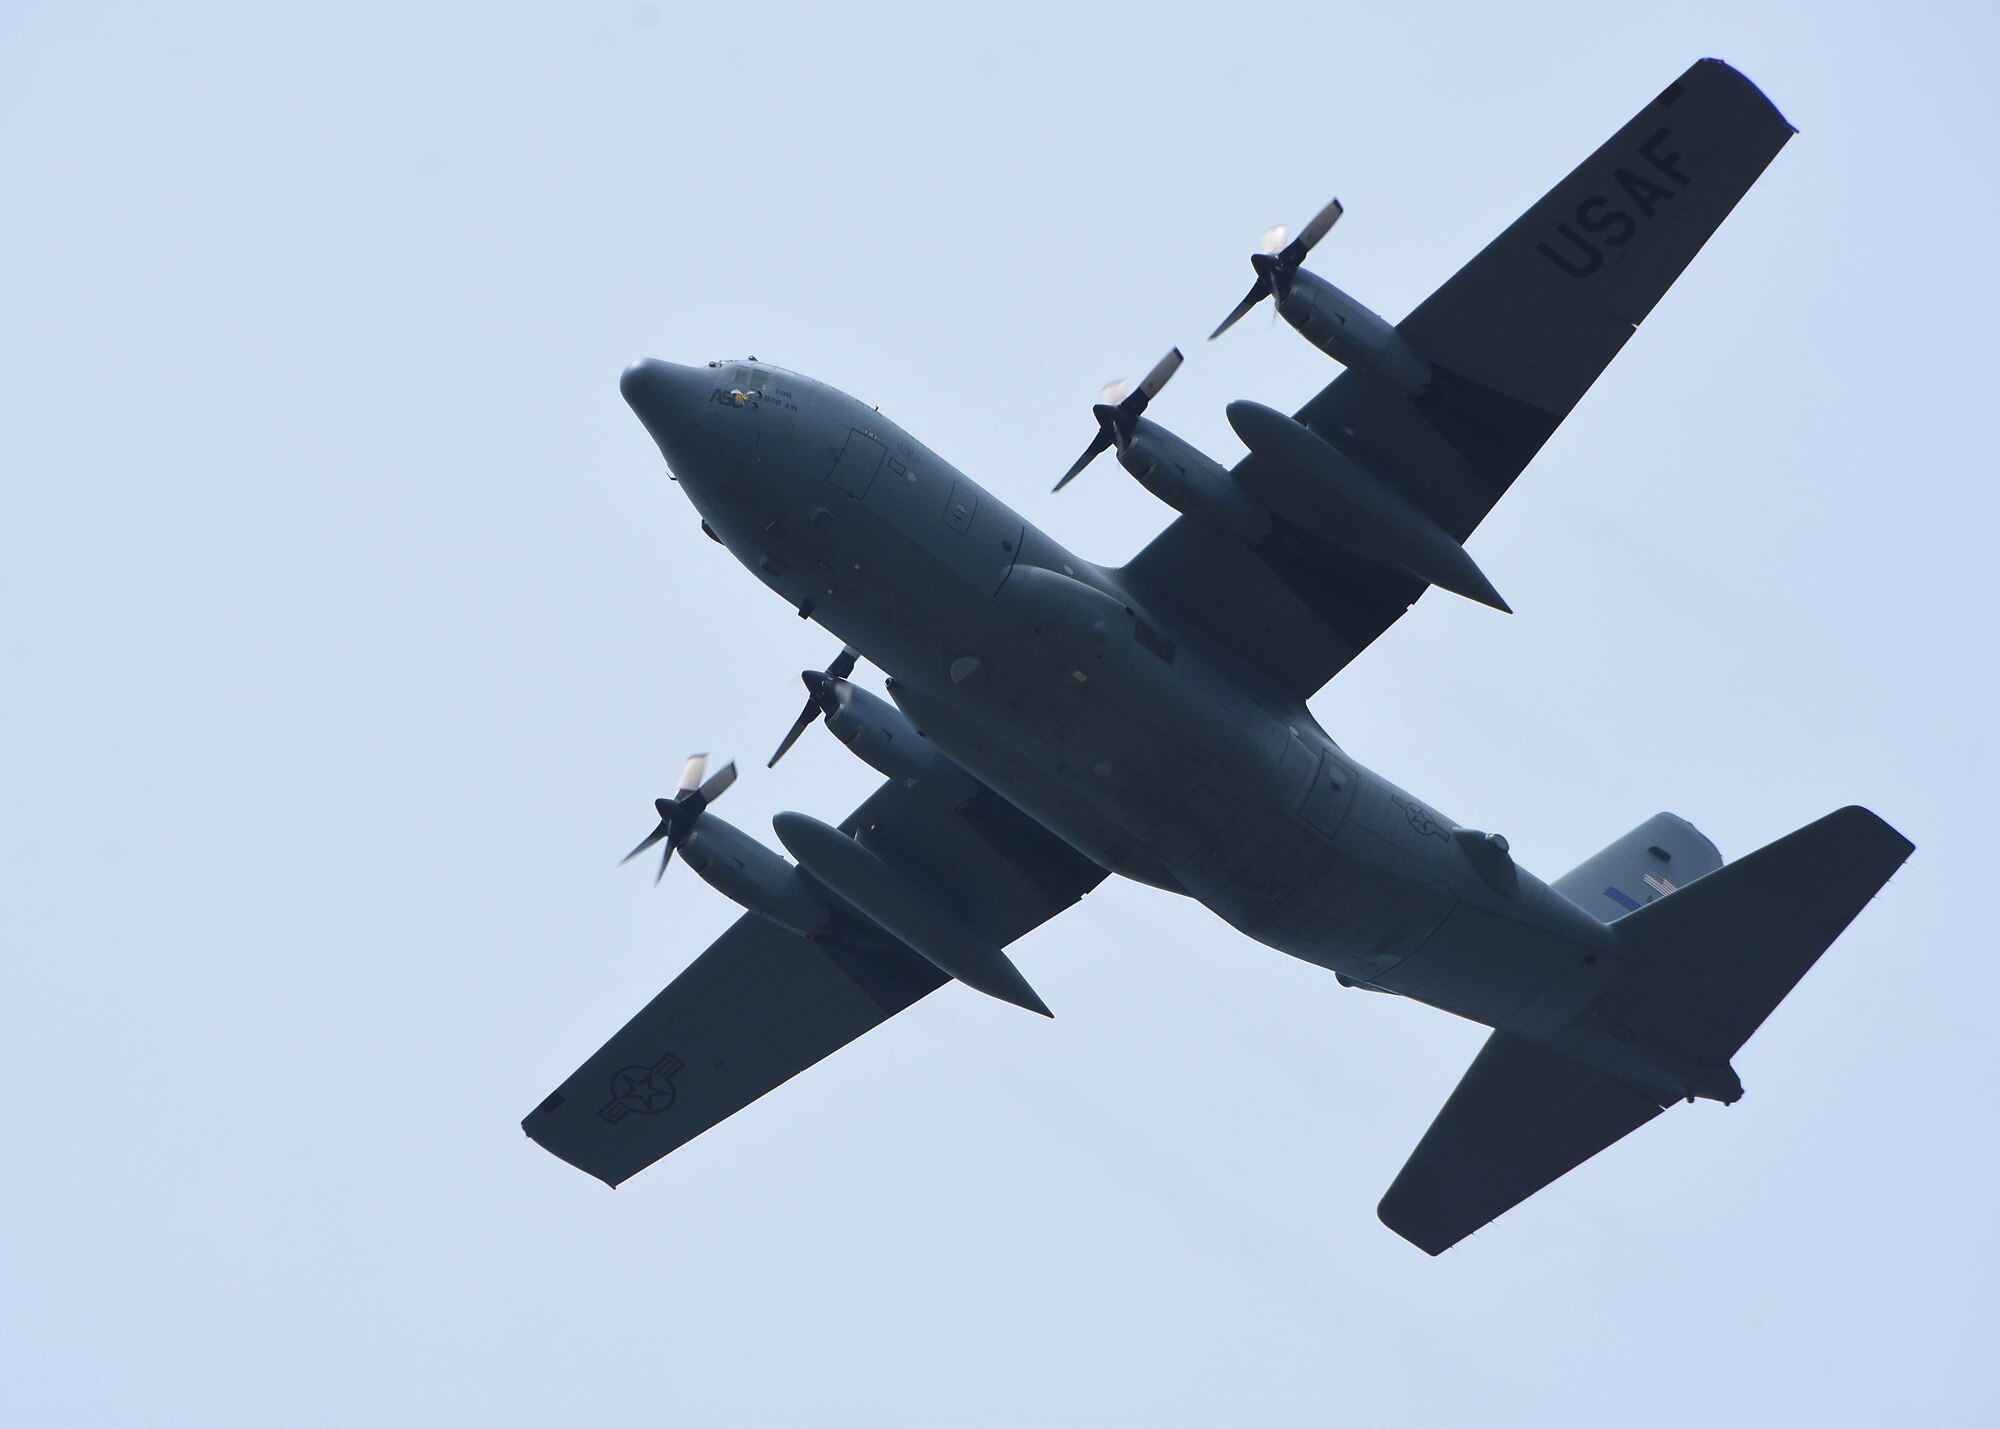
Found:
<box><xmin>767</xmin><ymin>646</ymin><xmax>860</xmax><ymax>768</ymax></box>
<box><xmin>1208</xmin><ymin>195</ymin><xmax>1344</xmax><ymax>340</ymax></box>
<box><xmin>1052</xmin><ymin>347</ymin><xmax>1184</xmax><ymax>492</ymax></box>
<box><xmin>620</xmin><ymin>752</ymin><xmax>739</xmax><ymax>883</ymax></box>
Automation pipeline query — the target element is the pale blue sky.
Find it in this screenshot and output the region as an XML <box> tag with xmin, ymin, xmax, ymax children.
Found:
<box><xmin>4</xmin><ymin>2</ymin><xmax>1995</xmax><ymax>1424</ymax></box>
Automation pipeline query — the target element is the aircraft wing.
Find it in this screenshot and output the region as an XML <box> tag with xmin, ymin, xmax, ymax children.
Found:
<box><xmin>1122</xmin><ymin>59</ymin><xmax>1795</xmax><ymax>698</ymax></box>
<box><xmin>522</xmin><ymin>778</ymin><xmax>1106</xmax><ymax>1186</ymax></box>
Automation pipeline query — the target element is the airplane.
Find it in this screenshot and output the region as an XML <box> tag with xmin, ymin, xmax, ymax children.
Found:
<box><xmin>522</xmin><ymin>59</ymin><xmax>1913</xmax><ymax>1254</ymax></box>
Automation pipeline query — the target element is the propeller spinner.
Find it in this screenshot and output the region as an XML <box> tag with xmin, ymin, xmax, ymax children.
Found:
<box><xmin>1209</xmin><ymin>195</ymin><xmax>1344</xmax><ymax>340</ymax></box>
<box><xmin>1052</xmin><ymin>347</ymin><xmax>1183</xmax><ymax>492</ymax></box>
<box><xmin>620</xmin><ymin>753</ymin><xmax>738</xmax><ymax>883</ymax></box>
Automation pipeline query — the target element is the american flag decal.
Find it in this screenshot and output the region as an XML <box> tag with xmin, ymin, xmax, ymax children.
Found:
<box><xmin>1642</xmin><ymin>872</ymin><xmax>1678</xmax><ymax>898</ymax></box>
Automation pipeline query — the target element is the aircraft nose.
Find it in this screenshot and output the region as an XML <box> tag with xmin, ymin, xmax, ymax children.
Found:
<box><xmin>620</xmin><ymin>358</ymin><xmax>719</xmax><ymax>476</ymax></box>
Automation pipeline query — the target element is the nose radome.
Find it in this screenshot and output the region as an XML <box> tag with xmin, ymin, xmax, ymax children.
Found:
<box><xmin>620</xmin><ymin>357</ymin><xmax>702</xmax><ymax>426</ymax></box>
<box><xmin>620</xmin><ymin>359</ymin><xmax>719</xmax><ymax>476</ymax></box>
<box><xmin>618</xmin><ymin>357</ymin><xmax>659</xmax><ymax>408</ymax></box>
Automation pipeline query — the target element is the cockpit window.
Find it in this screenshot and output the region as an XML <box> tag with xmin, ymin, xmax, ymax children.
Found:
<box><xmin>710</xmin><ymin>360</ymin><xmax>788</xmax><ymax>409</ymax></box>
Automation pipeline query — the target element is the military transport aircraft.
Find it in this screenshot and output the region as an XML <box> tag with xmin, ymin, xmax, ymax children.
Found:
<box><xmin>523</xmin><ymin>59</ymin><xmax>1912</xmax><ymax>1254</ymax></box>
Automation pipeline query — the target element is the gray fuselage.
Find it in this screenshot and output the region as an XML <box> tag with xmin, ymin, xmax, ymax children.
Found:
<box><xmin>625</xmin><ymin>356</ymin><xmax>1621</xmax><ymax>1045</ymax></box>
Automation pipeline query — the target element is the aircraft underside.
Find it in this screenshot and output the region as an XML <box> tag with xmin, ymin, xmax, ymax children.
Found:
<box><xmin>525</xmin><ymin>59</ymin><xmax>1913</xmax><ymax>1255</ymax></box>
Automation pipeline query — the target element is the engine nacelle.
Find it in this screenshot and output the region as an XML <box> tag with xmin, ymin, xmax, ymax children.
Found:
<box><xmin>1276</xmin><ymin>270</ymin><xmax>1432</xmax><ymax>395</ymax></box>
<box><xmin>678</xmin><ymin>815</ymin><xmax>832</xmax><ymax>939</ymax></box>
<box><xmin>1119</xmin><ymin>417</ymin><xmax>1272</xmax><ymax>545</ymax></box>
<box><xmin>824</xmin><ymin>680</ymin><xmax>980</xmax><ymax>803</ymax></box>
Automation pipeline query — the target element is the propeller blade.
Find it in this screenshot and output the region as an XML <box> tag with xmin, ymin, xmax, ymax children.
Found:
<box><xmin>1053</xmin><ymin>426</ymin><xmax>1115</xmax><ymax>492</ymax></box>
<box><xmin>620</xmin><ymin>819</ymin><xmax>671</xmax><ymax>866</ymax></box>
<box><xmin>1130</xmin><ymin>347</ymin><xmax>1183</xmax><ymax>409</ymax></box>
<box><xmin>1098</xmin><ymin>378</ymin><xmax>1130</xmax><ymax>407</ymax></box>
<box><xmin>696</xmin><ymin>760</ymin><xmax>737</xmax><ymax>804</ymax></box>
<box><xmin>1219</xmin><ymin>200</ymin><xmax>1342</xmax><ymax>340</ymax></box>
<box><xmin>1210</xmin><ymin>279</ymin><xmax>1269</xmax><ymax>340</ymax></box>
<box><xmin>768</xmin><ymin>701</ymin><xmax>819</xmax><ymax>768</ymax></box>
<box><xmin>770</xmin><ymin>651</ymin><xmax>860</xmax><ymax>765</ymax></box>
<box><xmin>1284</xmin><ymin>196</ymin><xmax>1344</xmax><ymax>263</ymax></box>
<box><xmin>626</xmin><ymin>752</ymin><xmax>734</xmax><ymax>878</ymax></box>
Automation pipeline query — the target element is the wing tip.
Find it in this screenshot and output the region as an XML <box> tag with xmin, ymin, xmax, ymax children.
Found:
<box><xmin>1688</xmin><ymin>56</ymin><xmax>1799</xmax><ymax>136</ymax></box>
<box><xmin>1828</xmin><ymin>804</ymin><xmax>1917</xmax><ymax>867</ymax></box>
<box><xmin>522</xmin><ymin>1102</ymin><xmax>633</xmax><ymax>1189</ymax></box>
<box><xmin>1376</xmin><ymin>1193</ymin><xmax>1458</xmax><ymax>1256</ymax></box>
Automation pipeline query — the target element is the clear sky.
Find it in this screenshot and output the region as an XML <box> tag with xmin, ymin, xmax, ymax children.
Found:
<box><xmin>4</xmin><ymin>2</ymin><xmax>1995</xmax><ymax>1424</ymax></box>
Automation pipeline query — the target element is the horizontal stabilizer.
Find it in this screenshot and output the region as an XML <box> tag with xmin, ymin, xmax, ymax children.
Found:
<box><xmin>1379</xmin><ymin>1032</ymin><xmax>1668</xmax><ymax>1255</ymax></box>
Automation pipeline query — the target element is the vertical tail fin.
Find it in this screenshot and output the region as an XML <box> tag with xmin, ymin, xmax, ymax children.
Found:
<box><xmin>1552</xmin><ymin>811</ymin><xmax>1722</xmax><ymax>922</ymax></box>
